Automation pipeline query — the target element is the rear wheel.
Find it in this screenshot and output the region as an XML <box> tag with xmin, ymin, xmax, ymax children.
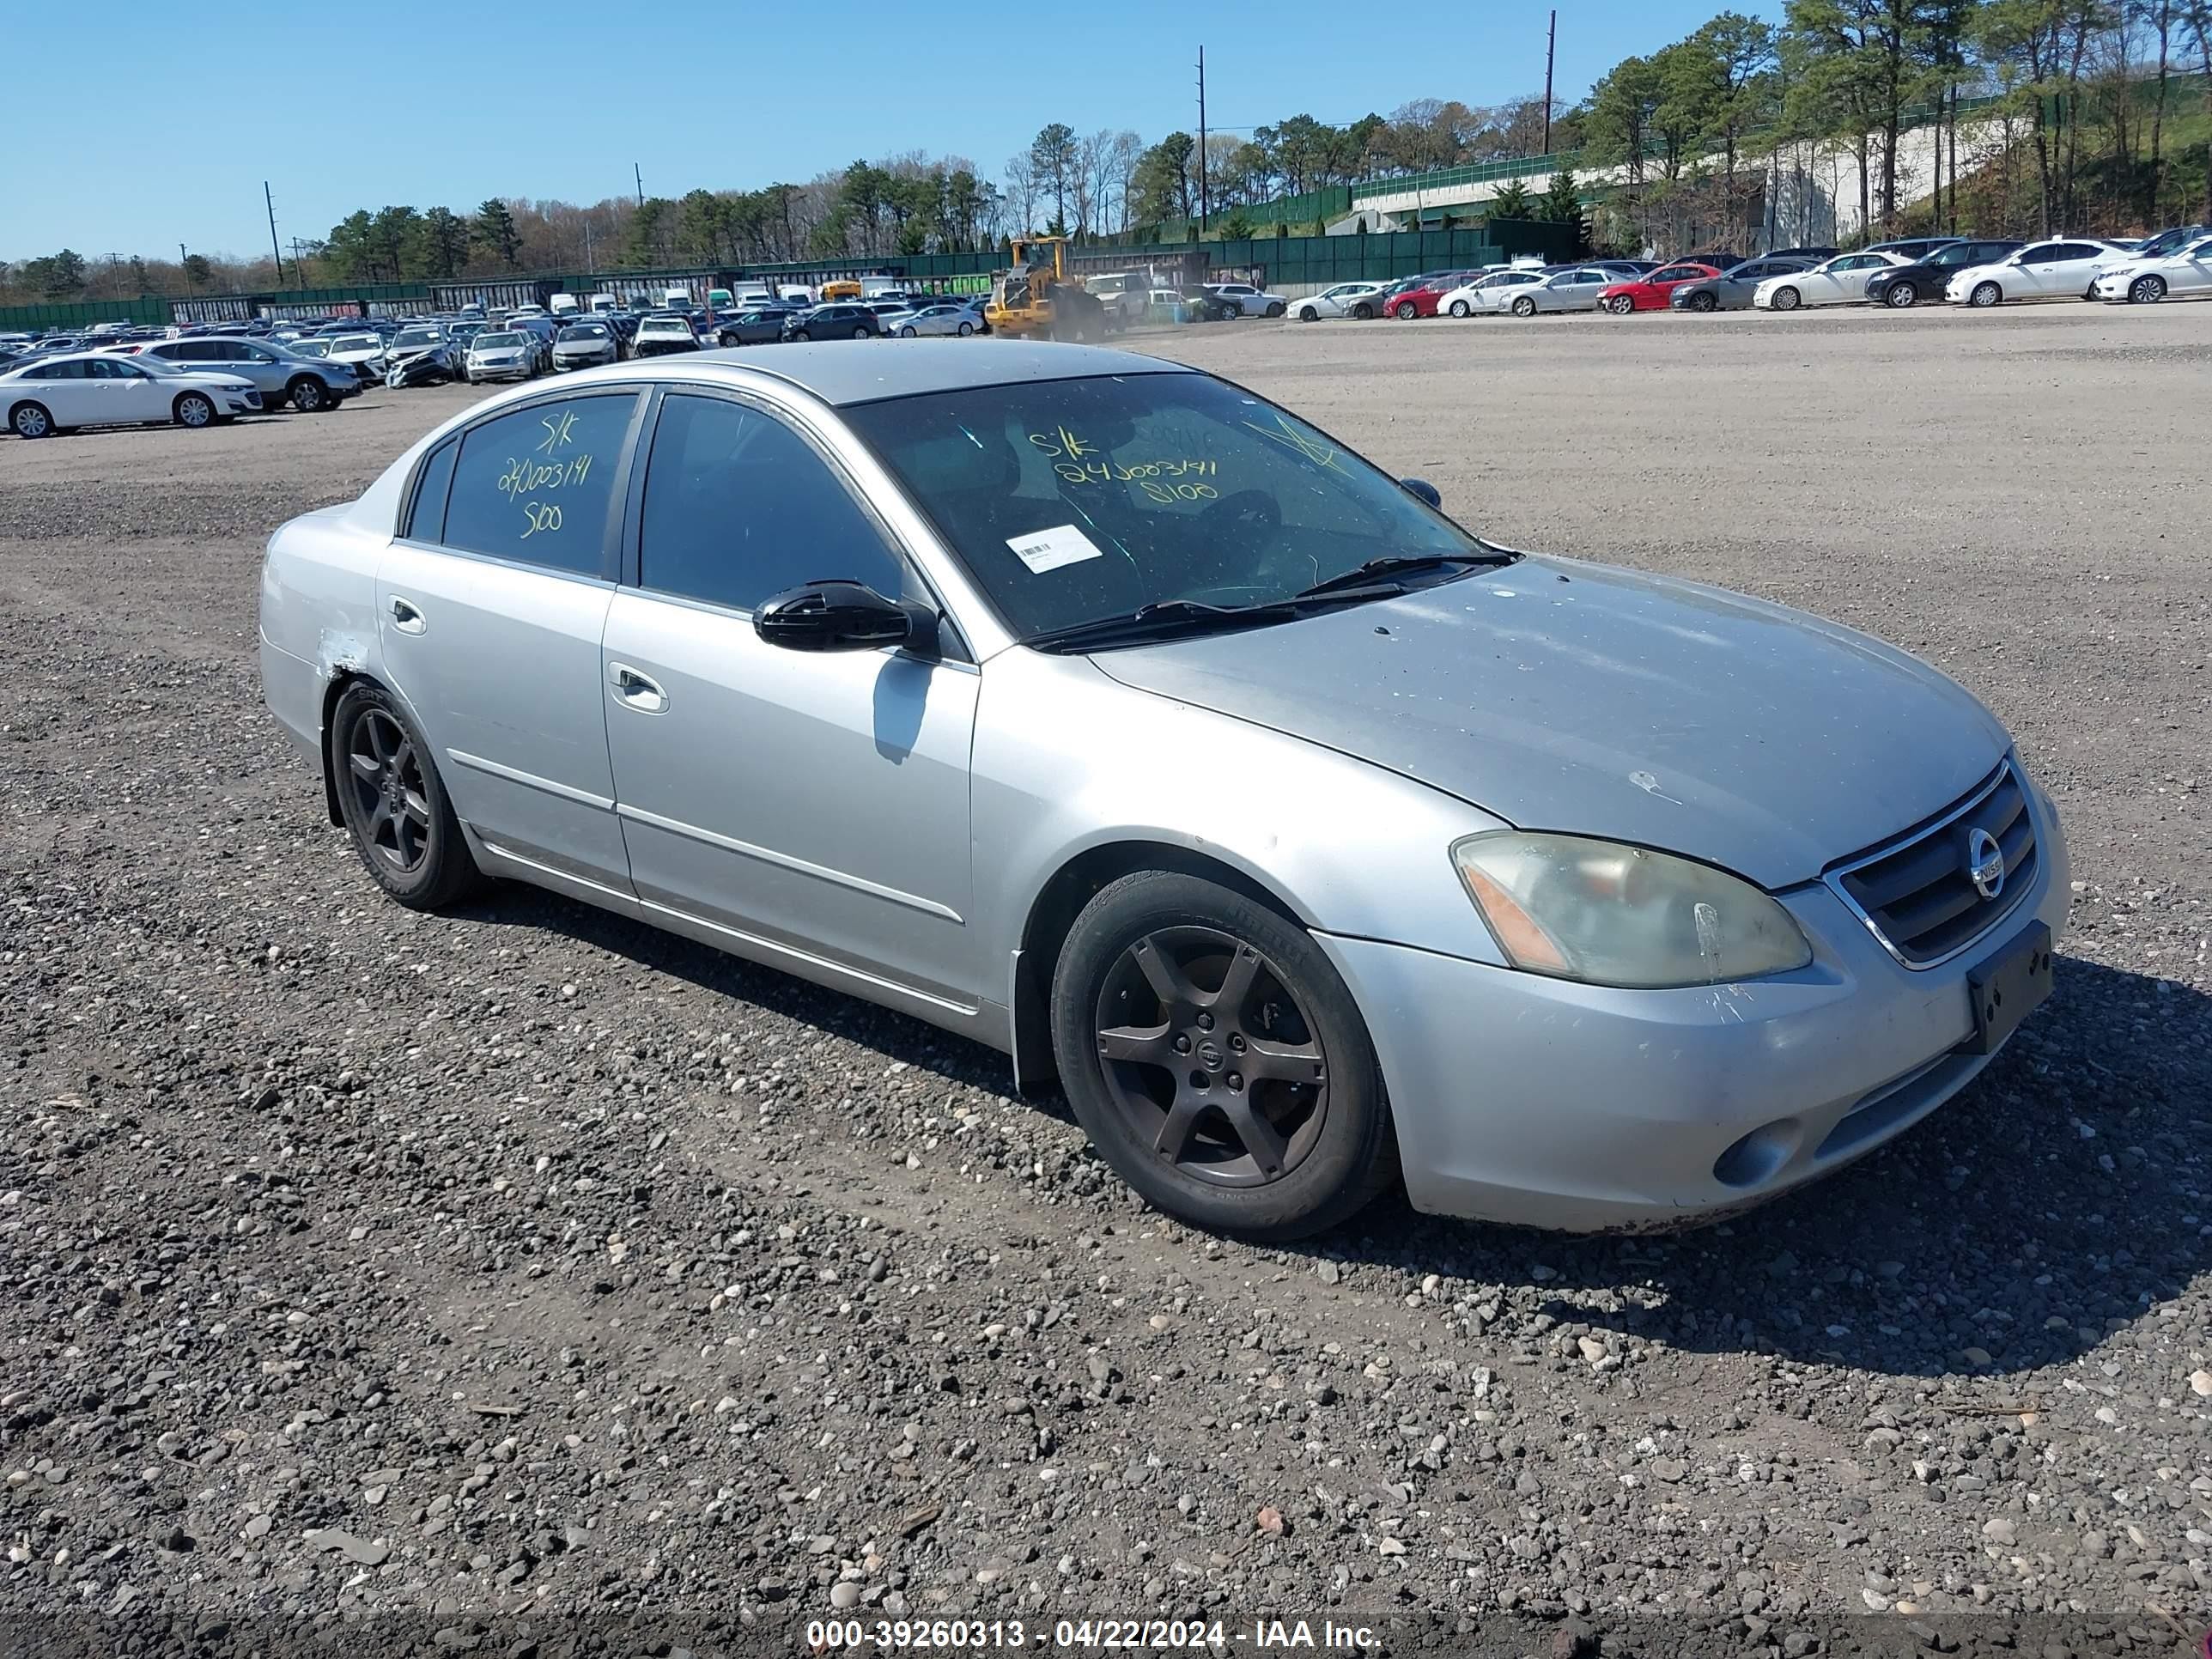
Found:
<box><xmin>1884</xmin><ymin>282</ymin><xmax>1918</xmax><ymax>308</ymax></box>
<box><xmin>331</xmin><ymin>682</ymin><xmax>481</xmax><ymax>910</ymax></box>
<box><xmin>957</xmin><ymin>320</ymin><xmax>975</xmax><ymax>335</ymax></box>
<box><xmin>9</xmin><ymin>400</ymin><xmax>52</xmax><ymax>439</ymax></box>
<box><xmin>1969</xmin><ymin>281</ymin><xmax>2002</xmax><ymax>307</ymax></box>
<box><xmin>2129</xmin><ymin>274</ymin><xmax>2166</xmax><ymax>303</ymax></box>
<box><xmin>852</xmin><ymin>325</ymin><xmax>870</xmax><ymax>339</ymax></box>
<box><xmin>173</xmin><ymin>392</ymin><xmax>216</xmax><ymax>428</ymax></box>
<box><xmin>1050</xmin><ymin>872</ymin><xmax>1397</xmax><ymax>1242</ymax></box>
<box><xmin>1263</xmin><ymin>301</ymin><xmax>1285</xmax><ymax>318</ymax></box>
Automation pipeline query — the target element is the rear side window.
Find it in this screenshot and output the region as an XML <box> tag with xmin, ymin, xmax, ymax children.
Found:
<box><xmin>439</xmin><ymin>392</ymin><xmax>636</xmax><ymax>575</ymax></box>
<box><xmin>405</xmin><ymin>440</ymin><xmax>458</xmax><ymax>542</ymax></box>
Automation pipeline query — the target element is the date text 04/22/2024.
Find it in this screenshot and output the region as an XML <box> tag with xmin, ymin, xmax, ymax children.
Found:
<box><xmin>801</xmin><ymin>1619</ymin><xmax>1379</xmax><ymax>1650</ymax></box>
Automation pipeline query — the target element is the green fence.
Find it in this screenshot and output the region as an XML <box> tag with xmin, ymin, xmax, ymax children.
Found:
<box><xmin>0</xmin><ymin>295</ymin><xmax>172</xmax><ymax>331</ymax></box>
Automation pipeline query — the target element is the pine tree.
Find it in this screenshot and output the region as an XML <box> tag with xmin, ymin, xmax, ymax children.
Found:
<box><xmin>473</xmin><ymin>198</ymin><xmax>523</xmax><ymax>268</ymax></box>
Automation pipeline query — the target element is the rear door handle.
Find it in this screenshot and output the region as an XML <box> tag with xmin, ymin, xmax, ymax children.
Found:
<box><xmin>389</xmin><ymin>596</ymin><xmax>427</xmax><ymax>634</ymax></box>
<box><xmin>608</xmin><ymin>662</ymin><xmax>668</xmax><ymax>714</ymax></box>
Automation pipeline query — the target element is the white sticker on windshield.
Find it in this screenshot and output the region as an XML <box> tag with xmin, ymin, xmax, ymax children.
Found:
<box><xmin>1006</xmin><ymin>523</ymin><xmax>1104</xmax><ymax>575</ymax></box>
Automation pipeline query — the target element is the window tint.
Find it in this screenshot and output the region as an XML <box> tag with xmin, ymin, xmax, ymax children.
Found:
<box><xmin>440</xmin><ymin>392</ymin><xmax>635</xmax><ymax>575</ymax></box>
<box><xmin>639</xmin><ymin>393</ymin><xmax>905</xmax><ymax>611</ymax></box>
<box><xmin>2020</xmin><ymin>244</ymin><xmax>2059</xmax><ymax>261</ymax></box>
<box><xmin>406</xmin><ymin>439</ymin><xmax>459</xmax><ymax>542</ymax></box>
<box><xmin>40</xmin><ymin>360</ymin><xmax>93</xmax><ymax>380</ymax></box>
<box><xmin>2052</xmin><ymin>243</ymin><xmax>2101</xmax><ymax>261</ymax></box>
<box><xmin>1653</xmin><ymin>266</ymin><xmax>1699</xmax><ymax>282</ymax></box>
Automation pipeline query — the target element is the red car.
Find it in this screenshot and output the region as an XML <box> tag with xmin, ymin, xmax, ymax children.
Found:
<box><xmin>1596</xmin><ymin>262</ymin><xmax>1724</xmax><ymax>313</ymax></box>
<box><xmin>1385</xmin><ymin>272</ymin><xmax>1480</xmax><ymax>319</ymax></box>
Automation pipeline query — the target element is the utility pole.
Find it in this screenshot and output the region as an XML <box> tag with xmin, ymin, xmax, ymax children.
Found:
<box><xmin>1542</xmin><ymin>11</ymin><xmax>1557</xmax><ymax>155</ymax></box>
<box><xmin>1195</xmin><ymin>45</ymin><xmax>1208</xmax><ymax>237</ymax></box>
<box><xmin>179</xmin><ymin>243</ymin><xmax>191</xmax><ymax>293</ymax></box>
<box><xmin>264</xmin><ymin>181</ymin><xmax>286</xmax><ymax>284</ymax></box>
<box><xmin>290</xmin><ymin>239</ymin><xmax>307</xmax><ymax>283</ymax></box>
<box><xmin>635</xmin><ymin>163</ymin><xmax>645</xmax><ymax>209</ymax></box>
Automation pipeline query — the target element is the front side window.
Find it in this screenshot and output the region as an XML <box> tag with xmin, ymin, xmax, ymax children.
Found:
<box><xmin>639</xmin><ymin>392</ymin><xmax>905</xmax><ymax>612</ymax></box>
<box><xmin>844</xmin><ymin>371</ymin><xmax>1493</xmax><ymax>641</ymax></box>
<box><xmin>440</xmin><ymin>392</ymin><xmax>637</xmax><ymax>576</ymax></box>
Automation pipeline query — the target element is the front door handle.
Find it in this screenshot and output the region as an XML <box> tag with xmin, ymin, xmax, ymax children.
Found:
<box><xmin>389</xmin><ymin>596</ymin><xmax>427</xmax><ymax>635</ymax></box>
<box><xmin>608</xmin><ymin>661</ymin><xmax>668</xmax><ymax>714</ymax></box>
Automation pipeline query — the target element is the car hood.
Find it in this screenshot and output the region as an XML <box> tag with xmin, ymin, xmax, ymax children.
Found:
<box><xmin>1088</xmin><ymin>556</ymin><xmax>2010</xmax><ymax>889</ymax></box>
<box><xmin>555</xmin><ymin>337</ymin><xmax>611</xmax><ymax>350</ymax></box>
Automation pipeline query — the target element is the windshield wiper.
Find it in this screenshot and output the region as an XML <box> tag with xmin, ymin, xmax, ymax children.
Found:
<box><xmin>1291</xmin><ymin>550</ymin><xmax>1506</xmax><ymax>601</ymax></box>
<box><xmin>1022</xmin><ymin>590</ymin><xmax>1404</xmax><ymax>654</ymax></box>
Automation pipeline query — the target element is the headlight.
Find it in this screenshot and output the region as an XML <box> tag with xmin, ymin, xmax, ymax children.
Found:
<box><xmin>1449</xmin><ymin>832</ymin><xmax>1812</xmax><ymax>988</ymax></box>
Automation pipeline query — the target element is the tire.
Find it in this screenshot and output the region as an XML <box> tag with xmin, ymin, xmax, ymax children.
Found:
<box><xmin>851</xmin><ymin>325</ymin><xmax>870</xmax><ymax>339</ymax></box>
<box><xmin>329</xmin><ymin>682</ymin><xmax>482</xmax><ymax>911</ymax></box>
<box><xmin>1607</xmin><ymin>295</ymin><xmax>1636</xmax><ymax>314</ymax></box>
<box><xmin>1297</xmin><ymin>306</ymin><xmax>1319</xmax><ymax>322</ymax></box>
<box><xmin>1264</xmin><ymin>301</ymin><xmax>1285</xmax><ymax>318</ymax></box>
<box><xmin>1769</xmin><ymin>286</ymin><xmax>1801</xmax><ymax>312</ymax></box>
<box><xmin>173</xmin><ymin>392</ymin><xmax>216</xmax><ymax>428</ymax></box>
<box><xmin>793</xmin><ymin>329</ymin><xmax>812</xmax><ymax>342</ymax></box>
<box><xmin>1688</xmin><ymin>290</ymin><xmax>1718</xmax><ymax>313</ymax></box>
<box><xmin>1969</xmin><ymin>281</ymin><xmax>2002</xmax><ymax>307</ymax></box>
<box><xmin>957</xmin><ymin>320</ymin><xmax>975</xmax><ymax>336</ymax></box>
<box><xmin>1510</xmin><ymin>295</ymin><xmax>1538</xmax><ymax>318</ymax></box>
<box><xmin>1884</xmin><ymin>282</ymin><xmax>1917</xmax><ymax>308</ymax></box>
<box><xmin>899</xmin><ymin>325</ymin><xmax>918</xmax><ymax>337</ymax></box>
<box><xmin>1351</xmin><ymin>302</ymin><xmax>1374</xmax><ymax>319</ymax></box>
<box><xmin>9</xmin><ymin>400</ymin><xmax>53</xmax><ymax>439</ymax></box>
<box><xmin>1394</xmin><ymin>301</ymin><xmax>1419</xmax><ymax>320</ymax></box>
<box><xmin>288</xmin><ymin>376</ymin><xmax>328</xmax><ymax>412</ymax></box>
<box><xmin>1448</xmin><ymin>300</ymin><xmax>1471</xmax><ymax>318</ymax></box>
<box><xmin>2129</xmin><ymin>274</ymin><xmax>2166</xmax><ymax>303</ymax></box>
<box><xmin>1049</xmin><ymin>871</ymin><xmax>1398</xmax><ymax>1242</ymax></box>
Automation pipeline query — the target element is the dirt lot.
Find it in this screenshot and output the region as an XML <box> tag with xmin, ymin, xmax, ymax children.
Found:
<box><xmin>2</xmin><ymin>307</ymin><xmax>2208</xmax><ymax>1659</ymax></box>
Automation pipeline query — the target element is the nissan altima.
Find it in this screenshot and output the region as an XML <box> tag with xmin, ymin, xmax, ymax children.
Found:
<box><xmin>258</xmin><ymin>343</ymin><xmax>2067</xmax><ymax>1241</ymax></box>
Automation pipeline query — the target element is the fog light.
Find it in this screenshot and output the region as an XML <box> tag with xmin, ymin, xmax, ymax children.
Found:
<box><xmin>1713</xmin><ymin>1118</ymin><xmax>1802</xmax><ymax>1188</ymax></box>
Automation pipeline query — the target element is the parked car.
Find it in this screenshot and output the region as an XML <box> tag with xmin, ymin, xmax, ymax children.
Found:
<box><xmin>382</xmin><ymin>325</ymin><xmax>459</xmax><ymax>385</ymax></box>
<box><xmin>552</xmin><ymin>319</ymin><xmax>622</xmax><ymax>370</ymax></box>
<box><xmin>2092</xmin><ymin>222</ymin><xmax>2210</xmax><ymax>289</ymax></box>
<box><xmin>507</xmin><ymin>316</ymin><xmax>559</xmax><ymax>372</ymax></box>
<box><xmin>3</xmin><ymin>351</ymin><xmax>260</xmax><ymax>437</ymax></box>
<box><xmin>258</xmin><ymin>340</ymin><xmax>2067</xmax><ymax>1241</ymax></box>
<box><xmin>783</xmin><ymin>304</ymin><xmax>881</xmax><ymax>341</ymax></box>
<box><xmin>1861</xmin><ymin>240</ymin><xmax>2025</xmax><ymax>307</ymax></box>
<box><xmin>1437</xmin><ymin>270</ymin><xmax>1545</xmax><ymax>316</ymax></box>
<box><xmin>2091</xmin><ymin>230</ymin><xmax>2212</xmax><ymax>302</ymax></box>
<box><xmin>1385</xmin><ymin>276</ymin><xmax>1475</xmax><ymax>320</ymax></box>
<box><xmin>1288</xmin><ymin>282</ymin><xmax>1387</xmax><ymax>322</ymax></box>
<box><xmin>632</xmin><ymin>314</ymin><xmax>702</xmax><ymax>357</ymax></box>
<box><xmin>715</xmin><ymin>308</ymin><xmax>795</xmax><ymax>346</ymax></box>
<box><xmin>1598</xmin><ymin>262</ymin><xmax>1726</xmax><ymax>313</ymax></box>
<box><xmin>890</xmin><ymin>303</ymin><xmax>984</xmax><ymax>338</ymax></box>
<box><xmin>323</xmin><ymin>331</ymin><xmax>390</xmax><ymax>383</ymax></box>
<box><xmin>1204</xmin><ymin>282</ymin><xmax>1289</xmax><ymax>318</ymax></box>
<box><xmin>462</xmin><ymin>330</ymin><xmax>538</xmax><ymax>384</ymax></box>
<box><xmin>1498</xmin><ymin>265</ymin><xmax>1618</xmax><ymax>316</ymax></box>
<box><xmin>1945</xmin><ymin>239</ymin><xmax>2130</xmax><ymax>306</ymax></box>
<box><xmin>1765</xmin><ymin>246</ymin><xmax>1839</xmax><ymax>263</ymax></box>
<box><xmin>1668</xmin><ymin>257</ymin><xmax>1816</xmax><ymax>313</ymax></box>
<box><xmin>138</xmin><ymin>336</ymin><xmax>359</xmax><ymax>411</ymax></box>
<box><xmin>1865</xmin><ymin>237</ymin><xmax>1966</xmax><ymax>264</ymax></box>
<box><xmin>1753</xmin><ymin>251</ymin><xmax>1909</xmax><ymax>311</ymax></box>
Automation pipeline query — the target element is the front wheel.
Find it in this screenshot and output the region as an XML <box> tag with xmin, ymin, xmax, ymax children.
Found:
<box><xmin>1607</xmin><ymin>295</ymin><xmax>1636</xmax><ymax>315</ymax></box>
<box><xmin>1969</xmin><ymin>281</ymin><xmax>2002</xmax><ymax>307</ymax></box>
<box><xmin>330</xmin><ymin>682</ymin><xmax>482</xmax><ymax>909</ymax></box>
<box><xmin>1351</xmin><ymin>302</ymin><xmax>1374</xmax><ymax>319</ymax></box>
<box><xmin>2129</xmin><ymin>274</ymin><xmax>2166</xmax><ymax>304</ymax></box>
<box><xmin>899</xmin><ymin>325</ymin><xmax>917</xmax><ymax>337</ymax></box>
<box><xmin>288</xmin><ymin>377</ymin><xmax>328</xmax><ymax>411</ymax></box>
<box><xmin>173</xmin><ymin>392</ymin><xmax>216</xmax><ymax>428</ymax></box>
<box><xmin>1510</xmin><ymin>295</ymin><xmax>1538</xmax><ymax>318</ymax></box>
<box><xmin>1263</xmin><ymin>301</ymin><xmax>1285</xmax><ymax>318</ymax></box>
<box><xmin>1049</xmin><ymin>871</ymin><xmax>1398</xmax><ymax>1242</ymax></box>
<box><xmin>1885</xmin><ymin>282</ymin><xmax>1918</xmax><ymax>308</ymax></box>
<box><xmin>1394</xmin><ymin>301</ymin><xmax>1419</xmax><ymax>320</ymax></box>
<box><xmin>1768</xmin><ymin>286</ymin><xmax>1801</xmax><ymax>312</ymax></box>
<box><xmin>1448</xmin><ymin>300</ymin><xmax>1471</xmax><ymax>318</ymax></box>
<box><xmin>1688</xmin><ymin>291</ymin><xmax>1718</xmax><ymax>313</ymax></box>
<box><xmin>1297</xmin><ymin>306</ymin><xmax>1319</xmax><ymax>322</ymax></box>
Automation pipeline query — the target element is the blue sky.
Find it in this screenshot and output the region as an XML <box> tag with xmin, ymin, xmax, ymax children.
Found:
<box><xmin>9</xmin><ymin>0</ymin><xmax>1770</xmax><ymax>261</ymax></box>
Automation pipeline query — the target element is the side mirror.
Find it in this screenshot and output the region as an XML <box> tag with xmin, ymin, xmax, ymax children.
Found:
<box><xmin>1400</xmin><ymin>477</ymin><xmax>1443</xmax><ymax>509</ymax></box>
<box><xmin>754</xmin><ymin>580</ymin><xmax>939</xmax><ymax>655</ymax></box>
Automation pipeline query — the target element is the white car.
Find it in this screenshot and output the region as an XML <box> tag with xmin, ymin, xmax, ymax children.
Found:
<box><xmin>1500</xmin><ymin>266</ymin><xmax>1617</xmax><ymax>316</ymax></box>
<box><xmin>2092</xmin><ymin>231</ymin><xmax>2212</xmax><ymax>303</ymax></box>
<box><xmin>1946</xmin><ymin>239</ymin><xmax>2130</xmax><ymax>307</ymax></box>
<box><xmin>1288</xmin><ymin>282</ymin><xmax>1387</xmax><ymax>322</ymax></box>
<box><xmin>2</xmin><ymin>350</ymin><xmax>260</xmax><ymax>438</ymax></box>
<box><xmin>1753</xmin><ymin>251</ymin><xmax>1908</xmax><ymax>311</ymax></box>
<box><xmin>1205</xmin><ymin>282</ymin><xmax>1288</xmax><ymax>318</ymax></box>
<box><xmin>1437</xmin><ymin>270</ymin><xmax>1546</xmax><ymax>317</ymax></box>
<box><xmin>325</xmin><ymin>331</ymin><xmax>388</xmax><ymax>382</ymax></box>
<box><xmin>889</xmin><ymin>303</ymin><xmax>983</xmax><ymax>337</ymax></box>
<box><xmin>464</xmin><ymin>331</ymin><xmax>539</xmax><ymax>383</ymax></box>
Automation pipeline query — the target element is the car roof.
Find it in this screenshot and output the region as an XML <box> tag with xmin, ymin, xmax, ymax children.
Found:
<box><xmin>718</xmin><ymin>340</ymin><xmax>1184</xmax><ymax>406</ymax></box>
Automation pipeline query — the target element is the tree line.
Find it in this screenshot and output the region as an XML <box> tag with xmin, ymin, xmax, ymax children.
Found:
<box><xmin>6</xmin><ymin>0</ymin><xmax>2209</xmax><ymax>303</ymax></box>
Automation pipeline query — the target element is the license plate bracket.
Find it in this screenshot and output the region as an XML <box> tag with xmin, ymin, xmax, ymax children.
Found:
<box><xmin>1959</xmin><ymin>921</ymin><xmax>2054</xmax><ymax>1056</ymax></box>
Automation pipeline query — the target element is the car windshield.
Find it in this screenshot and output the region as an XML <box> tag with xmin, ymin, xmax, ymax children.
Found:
<box><xmin>2136</xmin><ymin>227</ymin><xmax>2205</xmax><ymax>257</ymax></box>
<box><xmin>564</xmin><ymin>323</ymin><xmax>610</xmax><ymax>338</ymax></box>
<box><xmin>641</xmin><ymin>319</ymin><xmax>687</xmax><ymax>333</ymax></box>
<box><xmin>290</xmin><ymin>339</ymin><xmax>330</xmax><ymax>357</ymax></box>
<box><xmin>330</xmin><ymin>335</ymin><xmax>378</xmax><ymax>352</ymax></box>
<box><xmin>844</xmin><ymin>371</ymin><xmax>1498</xmax><ymax>641</ymax></box>
<box><xmin>392</xmin><ymin>329</ymin><xmax>441</xmax><ymax>348</ymax></box>
<box><xmin>475</xmin><ymin>331</ymin><xmax>525</xmax><ymax>348</ymax></box>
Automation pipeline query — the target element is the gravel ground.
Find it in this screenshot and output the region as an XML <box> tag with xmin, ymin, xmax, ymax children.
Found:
<box><xmin>2</xmin><ymin>307</ymin><xmax>2207</xmax><ymax>1659</ymax></box>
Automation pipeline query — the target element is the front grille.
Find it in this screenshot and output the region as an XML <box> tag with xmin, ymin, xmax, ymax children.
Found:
<box><xmin>1827</xmin><ymin>761</ymin><xmax>2037</xmax><ymax>967</ymax></box>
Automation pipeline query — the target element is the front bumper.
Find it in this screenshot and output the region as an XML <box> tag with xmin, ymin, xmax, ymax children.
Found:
<box><xmin>224</xmin><ymin>391</ymin><xmax>262</xmax><ymax>413</ymax></box>
<box><xmin>2091</xmin><ymin>272</ymin><xmax>2136</xmax><ymax>299</ymax></box>
<box><xmin>1317</xmin><ymin>781</ymin><xmax>2069</xmax><ymax>1231</ymax></box>
<box><xmin>469</xmin><ymin>361</ymin><xmax>531</xmax><ymax>380</ymax></box>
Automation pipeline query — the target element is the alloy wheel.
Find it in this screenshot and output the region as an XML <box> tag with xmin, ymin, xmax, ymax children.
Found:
<box><xmin>1771</xmin><ymin>288</ymin><xmax>1800</xmax><ymax>311</ymax></box>
<box><xmin>1971</xmin><ymin>282</ymin><xmax>2001</xmax><ymax>307</ymax></box>
<box><xmin>1886</xmin><ymin>283</ymin><xmax>1917</xmax><ymax>307</ymax></box>
<box><xmin>1091</xmin><ymin>926</ymin><xmax>1329</xmax><ymax>1188</ymax></box>
<box><xmin>2130</xmin><ymin>275</ymin><xmax>2165</xmax><ymax>303</ymax></box>
<box><xmin>346</xmin><ymin>708</ymin><xmax>433</xmax><ymax>874</ymax></box>
<box><xmin>13</xmin><ymin>404</ymin><xmax>49</xmax><ymax>438</ymax></box>
<box><xmin>177</xmin><ymin>394</ymin><xmax>213</xmax><ymax>428</ymax></box>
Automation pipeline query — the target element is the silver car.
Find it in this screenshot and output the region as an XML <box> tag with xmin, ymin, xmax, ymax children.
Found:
<box><xmin>258</xmin><ymin>343</ymin><xmax>2067</xmax><ymax>1241</ymax></box>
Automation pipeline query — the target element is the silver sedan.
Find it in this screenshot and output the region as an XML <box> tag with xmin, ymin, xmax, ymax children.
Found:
<box><xmin>258</xmin><ymin>343</ymin><xmax>2067</xmax><ymax>1240</ymax></box>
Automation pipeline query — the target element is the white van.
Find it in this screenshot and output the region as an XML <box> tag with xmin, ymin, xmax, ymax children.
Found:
<box><xmin>548</xmin><ymin>293</ymin><xmax>580</xmax><ymax>317</ymax></box>
<box><xmin>587</xmin><ymin>293</ymin><xmax>620</xmax><ymax>314</ymax></box>
<box><xmin>662</xmin><ymin>285</ymin><xmax>692</xmax><ymax>307</ymax></box>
